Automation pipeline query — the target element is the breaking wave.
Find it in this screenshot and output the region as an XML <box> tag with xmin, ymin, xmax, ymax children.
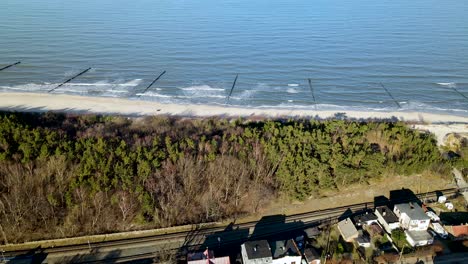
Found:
<box><xmin>437</xmin><ymin>82</ymin><xmax>456</xmax><ymax>88</ymax></box>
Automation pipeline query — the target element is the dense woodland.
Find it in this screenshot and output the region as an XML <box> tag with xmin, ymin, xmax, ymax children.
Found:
<box><xmin>0</xmin><ymin>112</ymin><xmax>454</xmax><ymax>244</ymax></box>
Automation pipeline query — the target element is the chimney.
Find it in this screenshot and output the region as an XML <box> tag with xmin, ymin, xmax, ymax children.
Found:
<box><xmin>410</xmin><ymin>202</ymin><xmax>414</xmax><ymax>210</ymax></box>
<box><xmin>383</xmin><ymin>211</ymin><xmax>386</xmax><ymax>216</ymax></box>
<box><xmin>253</xmin><ymin>245</ymin><xmax>257</xmax><ymax>252</ymax></box>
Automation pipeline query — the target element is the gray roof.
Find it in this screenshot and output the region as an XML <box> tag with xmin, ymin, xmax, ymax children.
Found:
<box><xmin>269</xmin><ymin>239</ymin><xmax>300</xmax><ymax>259</ymax></box>
<box><xmin>304</xmin><ymin>227</ymin><xmax>321</xmax><ymax>237</ymax></box>
<box><xmin>304</xmin><ymin>247</ymin><xmax>320</xmax><ymax>261</ymax></box>
<box><xmin>337</xmin><ymin>218</ymin><xmax>358</xmax><ymax>240</ymax></box>
<box><xmin>244</xmin><ymin>240</ymin><xmax>272</xmax><ymax>259</ymax></box>
<box><xmin>395</xmin><ymin>203</ymin><xmax>430</xmax><ymax>221</ymax></box>
<box><xmin>376</xmin><ymin>206</ymin><xmax>399</xmax><ymax>223</ymax></box>
<box><xmin>405</xmin><ymin>230</ymin><xmax>433</xmax><ymax>241</ymax></box>
<box><xmin>353</xmin><ymin>211</ymin><xmax>378</xmax><ymax>225</ymax></box>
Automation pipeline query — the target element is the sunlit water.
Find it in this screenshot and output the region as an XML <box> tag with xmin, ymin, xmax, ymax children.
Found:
<box><xmin>1</xmin><ymin>0</ymin><xmax>468</xmax><ymax>115</ymax></box>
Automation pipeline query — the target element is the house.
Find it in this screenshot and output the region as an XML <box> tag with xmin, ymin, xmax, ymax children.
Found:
<box><xmin>368</xmin><ymin>223</ymin><xmax>384</xmax><ymax>237</ymax></box>
<box><xmin>270</xmin><ymin>239</ymin><xmax>302</xmax><ymax>264</ymax></box>
<box><xmin>394</xmin><ymin>203</ymin><xmax>430</xmax><ymax>231</ymax></box>
<box><xmin>353</xmin><ymin>211</ymin><xmax>378</xmax><ymax>227</ymax></box>
<box><xmin>356</xmin><ymin>230</ymin><xmax>371</xmax><ymax>248</ymax></box>
<box><xmin>241</xmin><ymin>240</ymin><xmax>273</xmax><ymax>264</ymax></box>
<box><xmin>375</xmin><ymin>206</ymin><xmax>400</xmax><ymax>233</ymax></box>
<box><xmin>187</xmin><ymin>249</ymin><xmax>230</xmax><ymax>264</ymax></box>
<box><xmin>304</xmin><ymin>226</ymin><xmax>321</xmax><ymax>239</ymax></box>
<box><xmin>337</xmin><ymin>218</ymin><xmax>359</xmax><ymax>242</ymax></box>
<box><xmin>404</xmin><ymin>230</ymin><xmax>433</xmax><ymax>247</ymax></box>
<box><xmin>440</xmin><ymin>212</ymin><xmax>468</xmax><ymax>240</ymax></box>
<box><xmin>303</xmin><ymin>246</ymin><xmax>321</xmax><ymax>264</ymax></box>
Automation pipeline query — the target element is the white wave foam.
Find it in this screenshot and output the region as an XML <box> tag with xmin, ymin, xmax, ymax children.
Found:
<box><xmin>181</xmin><ymin>85</ymin><xmax>224</xmax><ymax>91</ymax></box>
<box><xmin>437</xmin><ymin>82</ymin><xmax>456</xmax><ymax>88</ymax></box>
<box><xmin>106</xmin><ymin>89</ymin><xmax>128</xmax><ymax>93</ymax></box>
<box><xmin>68</xmin><ymin>79</ymin><xmax>142</xmax><ymax>87</ymax></box>
<box><xmin>136</xmin><ymin>92</ymin><xmax>172</xmax><ymax>98</ymax></box>
<box><xmin>286</xmin><ymin>88</ymin><xmax>299</xmax><ymax>94</ymax></box>
<box><xmin>288</xmin><ymin>84</ymin><xmax>299</xmax><ymax>87</ymax></box>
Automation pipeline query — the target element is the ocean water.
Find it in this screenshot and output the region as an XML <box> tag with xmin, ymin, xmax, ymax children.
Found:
<box><xmin>1</xmin><ymin>0</ymin><xmax>468</xmax><ymax>115</ymax></box>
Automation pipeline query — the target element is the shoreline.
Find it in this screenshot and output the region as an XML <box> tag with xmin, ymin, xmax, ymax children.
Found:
<box><xmin>1</xmin><ymin>92</ymin><xmax>468</xmax><ymax>124</ymax></box>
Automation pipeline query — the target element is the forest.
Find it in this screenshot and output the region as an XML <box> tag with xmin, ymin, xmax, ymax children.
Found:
<box><xmin>0</xmin><ymin>111</ymin><xmax>453</xmax><ymax>244</ymax></box>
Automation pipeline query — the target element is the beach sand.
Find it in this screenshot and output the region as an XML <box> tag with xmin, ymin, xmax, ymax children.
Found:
<box><xmin>1</xmin><ymin>92</ymin><xmax>468</xmax><ymax>145</ymax></box>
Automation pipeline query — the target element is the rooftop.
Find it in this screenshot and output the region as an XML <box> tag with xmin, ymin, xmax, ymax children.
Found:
<box><xmin>337</xmin><ymin>218</ymin><xmax>358</xmax><ymax>240</ymax></box>
<box><xmin>375</xmin><ymin>206</ymin><xmax>399</xmax><ymax>223</ymax></box>
<box><xmin>304</xmin><ymin>246</ymin><xmax>320</xmax><ymax>261</ymax></box>
<box><xmin>353</xmin><ymin>211</ymin><xmax>378</xmax><ymax>225</ymax></box>
<box><xmin>269</xmin><ymin>239</ymin><xmax>300</xmax><ymax>259</ymax></box>
<box><xmin>243</xmin><ymin>240</ymin><xmax>272</xmax><ymax>260</ymax></box>
<box><xmin>405</xmin><ymin>230</ymin><xmax>433</xmax><ymax>242</ymax></box>
<box><xmin>440</xmin><ymin>212</ymin><xmax>468</xmax><ymax>226</ymax></box>
<box><xmin>395</xmin><ymin>203</ymin><xmax>429</xmax><ymax>221</ymax></box>
<box><xmin>304</xmin><ymin>226</ymin><xmax>321</xmax><ymax>238</ymax></box>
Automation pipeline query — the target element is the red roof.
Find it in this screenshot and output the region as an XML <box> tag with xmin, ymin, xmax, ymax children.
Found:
<box><xmin>452</xmin><ymin>225</ymin><xmax>468</xmax><ymax>237</ymax></box>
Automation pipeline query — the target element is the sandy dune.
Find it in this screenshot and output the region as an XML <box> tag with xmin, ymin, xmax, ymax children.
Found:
<box><xmin>1</xmin><ymin>92</ymin><xmax>468</xmax><ymax>145</ymax></box>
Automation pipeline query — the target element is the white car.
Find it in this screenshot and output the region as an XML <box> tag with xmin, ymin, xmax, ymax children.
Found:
<box><xmin>431</xmin><ymin>223</ymin><xmax>448</xmax><ymax>239</ymax></box>
<box><xmin>426</xmin><ymin>211</ymin><xmax>440</xmax><ymax>222</ymax></box>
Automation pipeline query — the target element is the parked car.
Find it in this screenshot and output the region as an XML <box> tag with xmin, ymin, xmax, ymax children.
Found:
<box><xmin>428</xmin><ymin>229</ymin><xmax>438</xmax><ymax>238</ymax></box>
<box><xmin>430</xmin><ymin>223</ymin><xmax>448</xmax><ymax>239</ymax></box>
<box><xmin>426</xmin><ymin>211</ymin><xmax>440</xmax><ymax>222</ymax></box>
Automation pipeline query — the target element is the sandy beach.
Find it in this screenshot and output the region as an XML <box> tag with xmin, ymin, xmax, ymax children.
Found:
<box><xmin>1</xmin><ymin>92</ymin><xmax>468</xmax><ymax>145</ymax></box>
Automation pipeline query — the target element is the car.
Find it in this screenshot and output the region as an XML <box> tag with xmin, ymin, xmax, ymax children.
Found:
<box><xmin>431</xmin><ymin>223</ymin><xmax>449</xmax><ymax>239</ymax></box>
<box><xmin>428</xmin><ymin>229</ymin><xmax>438</xmax><ymax>238</ymax></box>
<box><xmin>426</xmin><ymin>211</ymin><xmax>440</xmax><ymax>222</ymax></box>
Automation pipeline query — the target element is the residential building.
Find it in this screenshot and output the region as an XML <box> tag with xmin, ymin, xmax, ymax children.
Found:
<box><xmin>241</xmin><ymin>240</ymin><xmax>273</xmax><ymax>264</ymax></box>
<box><xmin>393</xmin><ymin>203</ymin><xmax>430</xmax><ymax>231</ymax></box>
<box><xmin>187</xmin><ymin>249</ymin><xmax>230</xmax><ymax>264</ymax></box>
<box><xmin>375</xmin><ymin>206</ymin><xmax>399</xmax><ymax>233</ymax></box>
<box><xmin>440</xmin><ymin>212</ymin><xmax>468</xmax><ymax>240</ymax></box>
<box><xmin>353</xmin><ymin>211</ymin><xmax>378</xmax><ymax>227</ymax></box>
<box><xmin>302</xmin><ymin>246</ymin><xmax>321</xmax><ymax>264</ymax></box>
<box><xmin>270</xmin><ymin>239</ymin><xmax>302</xmax><ymax>264</ymax></box>
<box><xmin>356</xmin><ymin>230</ymin><xmax>371</xmax><ymax>248</ymax></box>
<box><xmin>304</xmin><ymin>227</ymin><xmax>320</xmax><ymax>239</ymax></box>
<box><xmin>337</xmin><ymin>218</ymin><xmax>358</xmax><ymax>242</ymax></box>
<box><xmin>405</xmin><ymin>230</ymin><xmax>433</xmax><ymax>247</ymax></box>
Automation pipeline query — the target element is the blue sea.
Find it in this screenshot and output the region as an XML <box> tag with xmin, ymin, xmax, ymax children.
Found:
<box><xmin>1</xmin><ymin>0</ymin><xmax>468</xmax><ymax>115</ymax></box>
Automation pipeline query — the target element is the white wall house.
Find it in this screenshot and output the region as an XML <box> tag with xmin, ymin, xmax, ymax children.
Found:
<box><xmin>270</xmin><ymin>239</ymin><xmax>302</xmax><ymax>264</ymax></box>
<box><xmin>375</xmin><ymin>206</ymin><xmax>400</xmax><ymax>233</ymax></box>
<box><xmin>394</xmin><ymin>203</ymin><xmax>430</xmax><ymax>231</ymax></box>
<box><xmin>405</xmin><ymin>230</ymin><xmax>433</xmax><ymax>247</ymax></box>
<box><xmin>241</xmin><ymin>240</ymin><xmax>273</xmax><ymax>264</ymax></box>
